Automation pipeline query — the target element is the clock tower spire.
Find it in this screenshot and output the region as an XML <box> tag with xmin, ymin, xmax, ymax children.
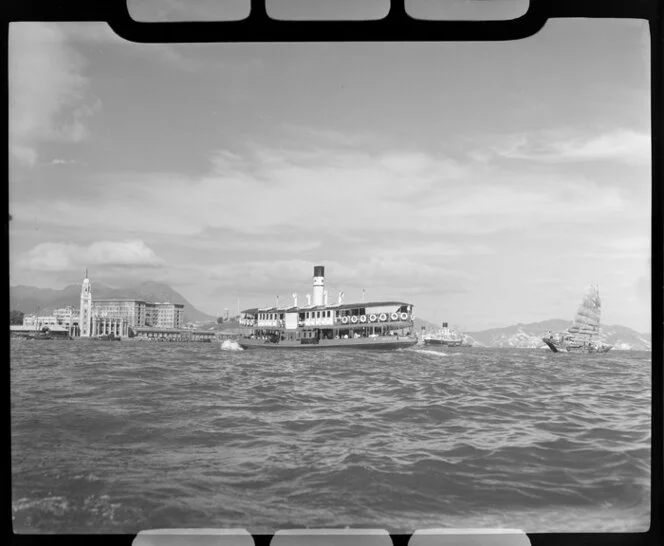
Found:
<box><xmin>79</xmin><ymin>268</ymin><xmax>92</xmax><ymax>337</ymax></box>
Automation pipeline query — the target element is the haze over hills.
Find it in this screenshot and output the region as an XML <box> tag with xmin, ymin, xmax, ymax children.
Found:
<box><xmin>464</xmin><ymin>319</ymin><xmax>652</xmax><ymax>351</ymax></box>
<box><xmin>9</xmin><ymin>282</ymin><xmax>215</xmax><ymax>323</ymax></box>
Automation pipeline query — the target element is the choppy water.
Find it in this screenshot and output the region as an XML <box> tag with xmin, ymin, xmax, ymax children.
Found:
<box><xmin>11</xmin><ymin>341</ymin><xmax>651</xmax><ymax>534</ymax></box>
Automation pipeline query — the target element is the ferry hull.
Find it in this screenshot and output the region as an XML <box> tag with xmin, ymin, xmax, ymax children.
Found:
<box><xmin>423</xmin><ymin>338</ymin><xmax>463</xmax><ymax>347</ymax></box>
<box><xmin>238</xmin><ymin>336</ymin><xmax>418</xmax><ymax>350</ymax></box>
<box><xmin>542</xmin><ymin>337</ymin><xmax>612</xmax><ymax>354</ymax></box>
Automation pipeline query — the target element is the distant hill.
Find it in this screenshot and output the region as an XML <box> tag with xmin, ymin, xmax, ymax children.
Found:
<box><xmin>464</xmin><ymin>319</ymin><xmax>651</xmax><ymax>351</ymax></box>
<box><xmin>9</xmin><ymin>282</ymin><xmax>215</xmax><ymax>323</ymax></box>
<box><xmin>413</xmin><ymin>317</ymin><xmax>439</xmax><ymax>331</ymax></box>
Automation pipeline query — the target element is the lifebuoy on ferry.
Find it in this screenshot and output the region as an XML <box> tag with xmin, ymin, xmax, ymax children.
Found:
<box><xmin>351</xmin><ymin>316</ymin><xmax>358</xmax><ymax>324</ymax></box>
<box><xmin>369</xmin><ymin>314</ymin><xmax>377</xmax><ymax>322</ymax></box>
<box><xmin>379</xmin><ymin>313</ymin><xmax>387</xmax><ymax>322</ymax></box>
<box><xmin>391</xmin><ymin>313</ymin><xmax>399</xmax><ymax>320</ymax></box>
<box><xmin>341</xmin><ymin>316</ymin><xmax>349</xmax><ymax>324</ymax></box>
<box><xmin>400</xmin><ymin>312</ymin><xmax>408</xmax><ymax>320</ymax></box>
<box><xmin>360</xmin><ymin>315</ymin><xmax>367</xmax><ymax>323</ymax></box>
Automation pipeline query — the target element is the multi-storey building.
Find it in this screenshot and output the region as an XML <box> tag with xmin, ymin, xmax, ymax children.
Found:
<box><xmin>153</xmin><ymin>302</ymin><xmax>185</xmax><ymax>329</ymax></box>
<box><xmin>76</xmin><ymin>271</ymin><xmax>187</xmax><ymax>337</ymax></box>
<box><xmin>145</xmin><ymin>302</ymin><xmax>157</xmax><ymax>327</ymax></box>
<box><xmin>54</xmin><ymin>305</ymin><xmax>78</xmax><ymax>323</ymax></box>
<box><xmin>92</xmin><ymin>299</ymin><xmax>147</xmax><ymax>327</ymax></box>
<box><xmin>23</xmin><ymin>314</ymin><xmax>60</xmax><ymax>329</ymax></box>
<box><xmin>23</xmin><ymin>305</ymin><xmax>79</xmax><ymax>335</ymax></box>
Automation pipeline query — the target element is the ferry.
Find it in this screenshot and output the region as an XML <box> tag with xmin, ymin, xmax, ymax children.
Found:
<box><xmin>423</xmin><ymin>322</ymin><xmax>464</xmax><ymax>347</ymax></box>
<box><xmin>236</xmin><ymin>266</ymin><xmax>418</xmax><ymax>350</ymax></box>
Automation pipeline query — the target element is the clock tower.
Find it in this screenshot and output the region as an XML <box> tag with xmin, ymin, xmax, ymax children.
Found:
<box><xmin>79</xmin><ymin>268</ymin><xmax>92</xmax><ymax>337</ymax></box>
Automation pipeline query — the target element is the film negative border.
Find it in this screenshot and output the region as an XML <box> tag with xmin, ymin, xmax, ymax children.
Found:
<box><xmin>5</xmin><ymin>1</ymin><xmax>662</xmax><ymax>546</ymax></box>
<box><xmin>6</xmin><ymin>0</ymin><xmax>656</xmax><ymax>44</ymax></box>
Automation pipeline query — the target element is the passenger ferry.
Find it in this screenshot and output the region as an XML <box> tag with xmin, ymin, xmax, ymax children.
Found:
<box><xmin>423</xmin><ymin>322</ymin><xmax>464</xmax><ymax>347</ymax></box>
<box><xmin>236</xmin><ymin>266</ymin><xmax>418</xmax><ymax>350</ymax></box>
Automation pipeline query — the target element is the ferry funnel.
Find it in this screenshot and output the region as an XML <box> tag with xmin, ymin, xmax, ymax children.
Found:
<box><xmin>313</xmin><ymin>265</ymin><xmax>325</xmax><ymax>306</ymax></box>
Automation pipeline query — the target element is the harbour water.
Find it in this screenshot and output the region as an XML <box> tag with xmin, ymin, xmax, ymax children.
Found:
<box><xmin>11</xmin><ymin>341</ymin><xmax>651</xmax><ymax>534</ymax></box>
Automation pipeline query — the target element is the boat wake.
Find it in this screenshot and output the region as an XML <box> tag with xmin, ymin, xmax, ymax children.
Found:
<box><xmin>403</xmin><ymin>348</ymin><xmax>448</xmax><ymax>357</ymax></box>
<box><xmin>220</xmin><ymin>340</ymin><xmax>244</xmax><ymax>351</ymax></box>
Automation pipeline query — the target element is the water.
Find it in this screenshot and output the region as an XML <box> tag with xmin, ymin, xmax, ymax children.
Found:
<box><xmin>11</xmin><ymin>341</ymin><xmax>651</xmax><ymax>534</ymax></box>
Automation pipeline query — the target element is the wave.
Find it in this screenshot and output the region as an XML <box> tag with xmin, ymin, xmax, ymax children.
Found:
<box><xmin>405</xmin><ymin>348</ymin><xmax>448</xmax><ymax>357</ymax></box>
<box><xmin>221</xmin><ymin>340</ymin><xmax>244</xmax><ymax>351</ymax></box>
<box><xmin>10</xmin><ymin>342</ymin><xmax>651</xmax><ymax>533</ymax></box>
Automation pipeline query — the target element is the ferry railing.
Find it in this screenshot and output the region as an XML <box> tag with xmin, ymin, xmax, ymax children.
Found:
<box><xmin>334</xmin><ymin>314</ymin><xmax>414</xmax><ymax>325</ymax></box>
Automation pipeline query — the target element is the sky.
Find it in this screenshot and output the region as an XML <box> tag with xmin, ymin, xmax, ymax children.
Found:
<box><xmin>8</xmin><ymin>5</ymin><xmax>652</xmax><ymax>332</ymax></box>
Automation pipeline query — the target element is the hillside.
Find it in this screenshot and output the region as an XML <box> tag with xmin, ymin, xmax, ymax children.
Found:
<box><xmin>9</xmin><ymin>282</ymin><xmax>215</xmax><ymax>323</ymax></box>
<box><xmin>413</xmin><ymin>317</ymin><xmax>440</xmax><ymax>332</ymax></box>
<box><xmin>465</xmin><ymin>319</ymin><xmax>651</xmax><ymax>351</ymax></box>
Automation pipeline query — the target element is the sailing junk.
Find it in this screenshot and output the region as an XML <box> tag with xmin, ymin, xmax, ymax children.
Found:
<box><xmin>543</xmin><ymin>285</ymin><xmax>612</xmax><ymax>353</ymax></box>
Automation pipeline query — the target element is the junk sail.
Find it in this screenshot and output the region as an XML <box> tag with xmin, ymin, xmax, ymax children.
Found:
<box><xmin>542</xmin><ymin>284</ymin><xmax>612</xmax><ymax>353</ymax></box>
<box><xmin>567</xmin><ymin>284</ymin><xmax>602</xmax><ymax>340</ymax></box>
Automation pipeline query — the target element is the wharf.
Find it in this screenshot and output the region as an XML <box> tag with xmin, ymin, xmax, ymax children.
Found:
<box><xmin>128</xmin><ymin>327</ymin><xmax>216</xmax><ymax>342</ymax></box>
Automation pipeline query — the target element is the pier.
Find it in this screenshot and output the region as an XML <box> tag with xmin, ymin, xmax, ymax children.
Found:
<box><xmin>129</xmin><ymin>327</ymin><xmax>216</xmax><ymax>342</ymax></box>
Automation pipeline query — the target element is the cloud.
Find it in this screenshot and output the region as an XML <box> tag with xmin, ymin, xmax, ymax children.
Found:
<box><xmin>607</xmin><ymin>236</ymin><xmax>650</xmax><ymax>252</ymax></box>
<box><xmin>494</xmin><ymin>129</ymin><xmax>650</xmax><ymax>165</ymax></box>
<box><xmin>18</xmin><ymin>240</ymin><xmax>164</xmax><ymax>272</ymax></box>
<box><xmin>202</xmin><ymin>257</ymin><xmax>467</xmax><ymax>302</ymax></box>
<box><xmin>11</xmin><ymin>145</ymin><xmax>37</xmax><ymax>168</ymax></box>
<box><xmin>9</xmin><ymin>22</ymin><xmax>101</xmax><ymax>167</ymax></box>
<box><xmin>11</xmin><ymin>140</ymin><xmax>641</xmax><ymax>242</ymax></box>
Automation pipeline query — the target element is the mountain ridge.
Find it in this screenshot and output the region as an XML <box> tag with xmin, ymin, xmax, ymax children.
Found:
<box><xmin>9</xmin><ymin>282</ymin><xmax>215</xmax><ymax>323</ymax></box>
<box><xmin>463</xmin><ymin>319</ymin><xmax>651</xmax><ymax>351</ymax></box>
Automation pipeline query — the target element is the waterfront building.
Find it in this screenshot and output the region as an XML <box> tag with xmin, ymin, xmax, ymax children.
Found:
<box><xmin>90</xmin><ymin>299</ymin><xmax>136</xmax><ymax>337</ymax></box>
<box><xmin>145</xmin><ymin>302</ymin><xmax>157</xmax><ymax>327</ymax></box>
<box><xmin>153</xmin><ymin>302</ymin><xmax>184</xmax><ymax>329</ymax></box>
<box><xmin>23</xmin><ymin>314</ymin><xmax>59</xmax><ymax>329</ymax></box>
<box><xmin>76</xmin><ymin>271</ymin><xmax>187</xmax><ymax>337</ymax></box>
<box><xmin>54</xmin><ymin>305</ymin><xmax>78</xmax><ymax>323</ymax></box>
<box><xmin>92</xmin><ymin>299</ymin><xmax>146</xmax><ymax>327</ymax></box>
<box><xmin>22</xmin><ymin>307</ymin><xmax>79</xmax><ymax>336</ymax></box>
<box><xmin>131</xmin><ymin>327</ymin><xmax>214</xmax><ymax>342</ymax></box>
